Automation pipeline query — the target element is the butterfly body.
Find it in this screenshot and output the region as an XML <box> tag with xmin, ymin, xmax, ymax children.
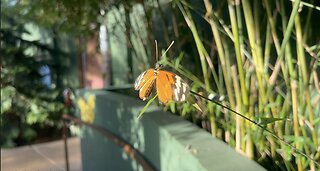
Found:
<box><xmin>134</xmin><ymin>63</ymin><xmax>189</xmax><ymax>104</ymax></box>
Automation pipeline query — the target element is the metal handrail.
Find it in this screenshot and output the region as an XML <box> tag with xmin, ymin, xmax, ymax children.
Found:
<box><xmin>62</xmin><ymin>114</ymin><xmax>156</xmax><ymax>171</ymax></box>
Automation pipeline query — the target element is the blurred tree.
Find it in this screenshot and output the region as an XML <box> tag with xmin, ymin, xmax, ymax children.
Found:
<box><xmin>0</xmin><ymin>0</ymin><xmax>81</xmax><ymax>146</ymax></box>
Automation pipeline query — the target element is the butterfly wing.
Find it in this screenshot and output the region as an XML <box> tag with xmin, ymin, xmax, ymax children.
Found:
<box><xmin>134</xmin><ymin>69</ymin><xmax>155</xmax><ymax>100</ymax></box>
<box><xmin>156</xmin><ymin>70</ymin><xmax>189</xmax><ymax>104</ymax></box>
<box><xmin>171</xmin><ymin>73</ymin><xmax>190</xmax><ymax>102</ymax></box>
<box><xmin>134</xmin><ymin>69</ymin><xmax>153</xmax><ymax>90</ymax></box>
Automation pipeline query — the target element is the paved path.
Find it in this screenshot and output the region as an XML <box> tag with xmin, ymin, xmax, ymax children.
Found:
<box><xmin>1</xmin><ymin>137</ymin><xmax>82</xmax><ymax>171</ymax></box>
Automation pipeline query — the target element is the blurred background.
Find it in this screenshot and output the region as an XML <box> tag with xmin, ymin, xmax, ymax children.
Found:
<box><xmin>1</xmin><ymin>0</ymin><xmax>320</xmax><ymax>170</ymax></box>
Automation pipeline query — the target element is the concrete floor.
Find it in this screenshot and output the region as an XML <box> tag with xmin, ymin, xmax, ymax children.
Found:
<box><xmin>1</xmin><ymin>137</ymin><xmax>82</xmax><ymax>171</ymax></box>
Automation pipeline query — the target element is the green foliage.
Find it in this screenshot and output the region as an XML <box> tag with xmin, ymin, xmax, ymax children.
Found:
<box><xmin>2</xmin><ymin>0</ymin><xmax>319</xmax><ymax>169</ymax></box>
<box><xmin>138</xmin><ymin>94</ymin><xmax>158</xmax><ymax>119</ymax></box>
<box><xmin>1</xmin><ymin>1</ymin><xmax>76</xmax><ymax>147</ymax></box>
<box><xmin>166</xmin><ymin>1</ymin><xmax>319</xmax><ymax>170</ymax></box>
<box><xmin>112</xmin><ymin>0</ymin><xmax>320</xmax><ymax>170</ymax></box>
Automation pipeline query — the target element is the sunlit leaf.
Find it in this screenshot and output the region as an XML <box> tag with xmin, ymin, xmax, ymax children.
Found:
<box><xmin>137</xmin><ymin>94</ymin><xmax>158</xmax><ymax>119</ymax></box>
<box><xmin>192</xmin><ymin>103</ymin><xmax>203</xmax><ymax>113</ymax></box>
<box><xmin>257</xmin><ymin>117</ymin><xmax>288</xmax><ymax>125</ymax></box>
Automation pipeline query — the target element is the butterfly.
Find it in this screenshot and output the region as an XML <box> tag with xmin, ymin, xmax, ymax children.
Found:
<box><xmin>134</xmin><ymin>41</ymin><xmax>190</xmax><ymax>104</ymax></box>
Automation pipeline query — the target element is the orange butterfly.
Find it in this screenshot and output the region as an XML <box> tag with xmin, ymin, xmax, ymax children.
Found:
<box><xmin>134</xmin><ymin>41</ymin><xmax>190</xmax><ymax>104</ymax></box>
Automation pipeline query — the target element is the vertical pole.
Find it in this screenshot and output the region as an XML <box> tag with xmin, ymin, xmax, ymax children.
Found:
<box><xmin>63</xmin><ymin>119</ymin><xmax>70</xmax><ymax>171</ymax></box>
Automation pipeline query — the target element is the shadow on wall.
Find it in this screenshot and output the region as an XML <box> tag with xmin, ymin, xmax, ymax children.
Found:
<box><xmin>79</xmin><ymin>90</ymin><xmax>161</xmax><ymax>171</ymax></box>
<box><xmin>77</xmin><ymin>90</ymin><xmax>266</xmax><ymax>171</ymax></box>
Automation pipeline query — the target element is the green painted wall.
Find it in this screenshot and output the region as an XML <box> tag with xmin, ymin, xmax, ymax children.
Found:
<box><xmin>77</xmin><ymin>89</ymin><xmax>266</xmax><ymax>171</ymax></box>
<box><xmin>105</xmin><ymin>5</ymin><xmax>150</xmax><ymax>86</ymax></box>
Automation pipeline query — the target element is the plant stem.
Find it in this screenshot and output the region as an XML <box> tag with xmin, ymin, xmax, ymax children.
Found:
<box><xmin>190</xmin><ymin>90</ymin><xmax>320</xmax><ymax>167</ymax></box>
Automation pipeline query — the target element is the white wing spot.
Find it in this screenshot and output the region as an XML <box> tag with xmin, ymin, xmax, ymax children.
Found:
<box><xmin>181</xmin><ymin>94</ymin><xmax>186</xmax><ymax>101</ymax></box>
<box><xmin>134</xmin><ymin>71</ymin><xmax>146</xmax><ymax>90</ymax></box>
<box><xmin>172</xmin><ymin>75</ymin><xmax>190</xmax><ymax>102</ymax></box>
<box><xmin>182</xmin><ymin>83</ymin><xmax>187</xmax><ymax>92</ymax></box>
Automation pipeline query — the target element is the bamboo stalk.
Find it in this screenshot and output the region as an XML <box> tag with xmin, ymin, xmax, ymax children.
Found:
<box><xmin>228</xmin><ymin>1</ymin><xmax>249</xmax><ymax>110</ymax></box>
<box><xmin>177</xmin><ymin>3</ymin><xmax>212</xmax><ymax>91</ymax></box>
<box><xmin>228</xmin><ymin>1</ymin><xmax>246</xmax><ymax>153</ymax></box>
<box><xmin>290</xmin><ymin>80</ymin><xmax>303</xmax><ymax>171</ymax></box>
<box><xmin>168</xmin><ymin>0</ymin><xmax>319</xmax><ymax>169</ymax></box>
<box><xmin>294</xmin><ymin>10</ymin><xmax>318</xmax><ymax>148</ymax></box>
<box><xmin>231</xmin><ymin>65</ymin><xmax>243</xmax><ymax>152</ymax></box>
<box><xmin>269</xmin><ymin>0</ymin><xmax>301</xmax><ymax>86</ymax></box>
<box><xmin>203</xmin><ymin>0</ymin><xmax>235</xmax><ymax>109</ymax></box>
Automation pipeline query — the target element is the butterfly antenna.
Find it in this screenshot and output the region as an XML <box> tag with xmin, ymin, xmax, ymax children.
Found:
<box><xmin>160</xmin><ymin>41</ymin><xmax>174</xmax><ymax>59</ymax></box>
<box><xmin>155</xmin><ymin>40</ymin><xmax>158</xmax><ymax>62</ymax></box>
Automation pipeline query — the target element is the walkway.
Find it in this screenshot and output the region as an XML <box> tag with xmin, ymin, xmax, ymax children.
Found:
<box><xmin>1</xmin><ymin>137</ymin><xmax>82</xmax><ymax>171</ymax></box>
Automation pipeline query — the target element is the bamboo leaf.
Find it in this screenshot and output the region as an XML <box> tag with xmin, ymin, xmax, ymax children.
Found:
<box><xmin>257</xmin><ymin>117</ymin><xmax>288</xmax><ymax>125</ymax></box>
<box><xmin>137</xmin><ymin>94</ymin><xmax>158</xmax><ymax>119</ymax></box>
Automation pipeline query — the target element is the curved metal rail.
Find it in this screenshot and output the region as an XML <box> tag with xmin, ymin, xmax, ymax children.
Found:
<box><xmin>62</xmin><ymin>114</ymin><xmax>156</xmax><ymax>171</ymax></box>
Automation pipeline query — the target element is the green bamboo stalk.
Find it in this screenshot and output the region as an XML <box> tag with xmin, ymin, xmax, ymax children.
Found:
<box><xmin>228</xmin><ymin>1</ymin><xmax>249</xmax><ymax>110</ymax></box>
<box><xmin>235</xmin><ymin>0</ymin><xmax>244</xmax><ymax>52</ymax></box>
<box><xmin>280</xmin><ymin>0</ymin><xmax>295</xmax><ymax>81</ymax></box>
<box><xmin>294</xmin><ymin>9</ymin><xmax>318</xmax><ymax>158</ymax></box>
<box><xmin>203</xmin><ymin>0</ymin><xmax>235</xmax><ymax>109</ymax></box>
<box><xmin>291</xmin><ymin>80</ymin><xmax>303</xmax><ymax>171</ymax></box>
<box><xmin>177</xmin><ymin>3</ymin><xmax>212</xmax><ymax>91</ymax></box>
<box><xmin>263</xmin><ymin>0</ymin><xmax>290</xmax><ymax>87</ymax></box>
<box><xmin>221</xmin><ymin>39</ymin><xmax>235</xmax><ymax>143</ymax></box>
<box><xmin>269</xmin><ymin>0</ymin><xmax>301</xmax><ymax>86</ymax></box>
<box><xmin>231</xmin><ymin>66</ymin><xmax>244</xmax><ymax>152</ymax></box>
<box><xmin>299</xmin><ymin>121</ymin><xmax>314</xmax><ymax>171</ymax></box>
<box><xmin>302</xmin><ymin>0</ymin><xmax>314</xmax><ymax>42</ymax></box>
<box><xmin>228</xmin><ymin>0</ymin><xmax>251</xmax><ymax>156</ymax></box>
<box><xmin>208</xmin><ymin>102</ymin><xmax>217</xmax><ymax>137</ymax></box>
<box><xmin>190</xmin><ymin>90</ymin><xmax>320</xmax><ymax>167</ymax></box>
<box><xmin>264</xmin><ymin>23</ymin><xmax>271</xmax><ymax>74</ymax></box>
<box><xmin>242</xmin><ymin>0</ymin><xmax>269</xmax><ymax>158</ymax></box>
<box><xmin>242</xmin><ymin>0</ymin><xmax>266</xmax><ymax>105</ymax></box>
<box><xmin>291</xmin><ymin>0</ymin><xmax>320</xmax><ymax>11</ymax></box>
<box><xmin>263</xmin><ymin>0</ymin><xmax>281</xmax><ymax>53</ymax></box>
<box><xmin>296</xmin><ymin>16</ymin><xmax>318</xmax><ymax>146</ymax></box>
<box><xmin>166</xmin><ymin>0</ymin><xmax>319</xmax><ymax>169</ymax></box>
<box><xmin>253</xmin><ymin>0</ymin><xmax>264</xmax><ymax>73</ymax></box>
